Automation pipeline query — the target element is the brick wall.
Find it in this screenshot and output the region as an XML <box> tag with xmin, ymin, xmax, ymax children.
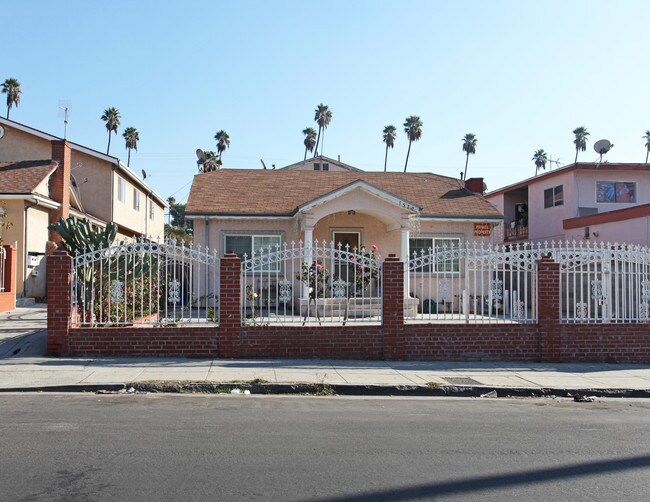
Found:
<box><xmin>47</xmin><ymin>250</ymin><xmax>650</xmax><ymax>362</ymax></box>
<box><xmin>0</xmin><ymin>245</ymin><xmax>17</xmax><ymax>312</ymax></box>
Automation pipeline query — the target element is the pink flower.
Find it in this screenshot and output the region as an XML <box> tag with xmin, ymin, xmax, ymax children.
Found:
<box><xmin>358</xmin><ymin>265</ymin><xmax>363</xmax><ymax>271</ymax></box>
<box><xmin>371</xmin><ymin>244</ymin><xmax>378</xmax><ymax>251</ymax></box>
<box><xmin>349</xmin><ymin>256</ymin><xmax>355</xmax><ymax>262</ymax></box>
<box><xmin>317</xmin><ymin>264</ymin><xmax>323</xmax><ymax>270</ymax></box>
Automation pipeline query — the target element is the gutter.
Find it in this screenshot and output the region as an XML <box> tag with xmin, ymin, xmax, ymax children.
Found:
<box><xmin>0</xmin><ymin>194</ymin><xmax>61</xmax><ymax>210</ymax></box>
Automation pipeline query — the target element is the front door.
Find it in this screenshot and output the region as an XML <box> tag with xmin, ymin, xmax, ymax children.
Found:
<box><xmin>332</xmin><ymin>231</ymin><xmax>360</xmax><ymax>252</ymax></box>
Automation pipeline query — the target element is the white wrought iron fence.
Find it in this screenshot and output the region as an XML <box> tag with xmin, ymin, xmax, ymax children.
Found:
<box><xmin>558</xmin><ymin>241</ymin><xmax>650</xmax><ymax>323</ymax></box>
<box><xmin>406</xmin><ymin>242</ymin><xmax>546</xmax><ymax>324</ymax></box>
<box><xmin>241</xmin><ymin>240</ymin><xmax>382</xmax><ymax>325</ymax></box>
<box><xmin>71</xmin><ymin>239</ymin><xmax>219</xmax><ymax>326</ymax></box>
<box><xmin>0</xmin><ymin>246</ymin><xmax>6</xmax><ymax>292</ymax></box>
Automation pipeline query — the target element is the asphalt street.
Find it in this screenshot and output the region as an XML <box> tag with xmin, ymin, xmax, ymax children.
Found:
<box><xmin>0</xmin><ymin>395</ymin><xmax>648</xmax><ymax>501</ymax></box>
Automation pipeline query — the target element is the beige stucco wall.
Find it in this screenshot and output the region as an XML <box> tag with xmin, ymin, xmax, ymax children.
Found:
<box><xmin>112</xmin><ymin>170</ymin><xmax>164</xmax><ymax>239</ymax></box>
<box><xmin>24</xmin><ymin>206</ymin><xmax>49</xmax><ymax>298</ymax></box>
<box><xmin>0</xmin><ymin>124</ymin><xmax>51</xmax><ymax>161</ymax></box>
<box><xmin>70</xmin><ymin>150</ymin><xmax>112</xmax><ymax>222</ymax></box>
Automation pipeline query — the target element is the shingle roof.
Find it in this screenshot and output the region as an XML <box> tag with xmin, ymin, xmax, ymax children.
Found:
<box><xmin>0</xmin><ymin>160</ymin><xmax>57</xmax><ymax>195</ymax></box>
<box><xmin>186</xmin><ymin>169</ymin><xmax>502</xmax><ymax>219</ymax></box>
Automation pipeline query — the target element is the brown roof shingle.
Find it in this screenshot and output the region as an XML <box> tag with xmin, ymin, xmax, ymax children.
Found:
<box><xmin>186</xmin><ymin>170</ymin><xmax>502</xmax><ymax>219</ymax></box>
<box><xmin>0</xmin><ymin>160</ymin><xmax>57</xmax><ymax>195</ymax></box>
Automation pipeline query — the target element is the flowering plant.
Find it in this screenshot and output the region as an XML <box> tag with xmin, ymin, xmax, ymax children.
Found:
<box><xmin>354</xmin><ymin>245</ymin><xmax>380</xmax><ymax>294</ymax></box>
<box><xmin>296</xmin><ymin>260</ymin><xmax>330</xmax><ymax>296</ymax></box>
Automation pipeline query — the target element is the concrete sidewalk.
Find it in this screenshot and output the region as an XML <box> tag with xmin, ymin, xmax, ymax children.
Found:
<box><xmin>1</xmin><ymin>357</ymin><xmax>649</xmax><ymax>396</ymax></box>
<box><xmin>1</xmin><ymin>306</ymin><xmax>649</xmax><ymax>396</ymax></box>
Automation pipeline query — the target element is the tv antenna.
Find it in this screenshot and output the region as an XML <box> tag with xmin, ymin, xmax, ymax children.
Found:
<box><xmin>548</xmin><ymin>155</ymin><xmax>562</xmax><ymax>170</ymax></box>
<box><xmin>58</xmin><ymin>100</ymin><xmax>72</xmax><ymax>139</ymax></box>
<box><xmin>593</xmin><ymin>139</ymin><xmax>613</xmax><ymax>163</ymax></box>
<box><xmin>260</xmin><ymin>159</ymin><xmax>268</xmax><ymax>169</ymax></box>
<box><xmin>141</xmin><ymin>169</ymin><xmax>148</xmax><ymax>180</ymax></box>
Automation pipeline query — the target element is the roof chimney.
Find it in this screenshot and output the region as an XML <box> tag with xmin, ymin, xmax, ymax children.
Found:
<box><xmin>49</xmin><ymin>140</ymin><xmax>71</xmax><ymax>242</ymax></box>
<box><xmin>464</xmin><ymin>177</ymin><xmax>484</xmax><ymax>195</ymax></box>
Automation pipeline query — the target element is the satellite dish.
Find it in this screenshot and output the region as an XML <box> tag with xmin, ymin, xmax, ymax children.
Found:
<box><xmin>142</xmin><ymin>169</ymin><xmax>148</xmax><ymax>180</ymax></box>
<box><xmin>196</xmin><ymin>149</ymin><xmax>206</xmax><ymax>161</ymax></box>
<box><xmin>593</xmin><ymin>139</ymin><xmax>613</xmax><ymax>163</ymax></box>
<box><xmin>593</xmin><ymin>139</ymin><xmax>612</xmax><ymax>155</ymax></box>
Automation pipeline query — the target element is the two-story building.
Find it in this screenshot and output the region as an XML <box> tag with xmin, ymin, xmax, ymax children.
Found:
<box><xmin>485</xmin><ymin>162</ymin><xmax>650</xmax><ymax>246</ymax></box>
<box><xmin>0</xmin><ymin>117</ymin><xmax>168</xmax><ymax>299</ymax></box>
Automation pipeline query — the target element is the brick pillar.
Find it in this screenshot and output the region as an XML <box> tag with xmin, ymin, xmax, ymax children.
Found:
<box><xmin>538</xmin><ymin>255</ymin><xmax>561</xmax><ymax>362</ymax></box>
<box><xmin>383</xmin><ymin>254</ymin><xmax>405</xmax><ymax>360</ymax></box>
<box><xmin>47</xmin><ymin>249</ymin><xmax>72</xmax><ymax>355</ymax></box>
<box><xmin>218</xmin><ymin>252</ymin><xmax>241</xmax><ymax>358</ymax></box>
<box><xmin>49</xmin><ymin>140</ymin><xmax>71</xmax><ymax>242</ymax></box>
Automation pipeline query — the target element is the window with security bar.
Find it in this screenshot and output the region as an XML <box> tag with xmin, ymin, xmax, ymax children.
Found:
<box><xmin>225</xmin><ymin>235</ymin><xmax>281</xmax><ymax>271</ymax></box>
<box><xmin>409</xmin><ymin>237</ymin><xmax>462</xmax><ymax>273</ymax></box>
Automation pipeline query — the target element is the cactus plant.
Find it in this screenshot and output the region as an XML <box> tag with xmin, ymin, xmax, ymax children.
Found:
<box><xmin>48</xmin><ymin>217</ymin><xmax>118</xmax><ymax>257</ymax></box>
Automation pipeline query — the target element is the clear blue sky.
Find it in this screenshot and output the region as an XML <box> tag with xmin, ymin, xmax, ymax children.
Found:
<box><xmin>3</xmin><ymin>0</ymin><xmax>649</xmax><ymax>204</ymax></box>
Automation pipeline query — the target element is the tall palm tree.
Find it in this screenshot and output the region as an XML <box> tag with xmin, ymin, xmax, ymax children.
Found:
<box><xmin>214</xmin><ymin>130</ymin><xmax>230</xmax><ymax>160</ymax></box>
<box><xmin>313</xmin><ymin>103</ymin><xmax>332</xmax><ymax>157</ymax></box>
<box><xmin>532</xmin><ymin>149</ymin><xmax>548</xmax><ymax>175</ymax></box>
<box><xmin>382</xmin><ymin>125</ymin><xmax>397</xmax><ymax>172</ymax></box>
<box><xmin>302</xmin><ymin>127</ymin><xmax>317</xmax><ymax>160</ymax></box>
<box><xmin>461</xmin><ymin>133</ymin><xmax>477</xmax><ymax>180</ymax></box>
<box><xmin>1</xmin><ymin>78</ymin><xmax>22</xmax><ymax>119</ymax></box>
<box><xmin>198</xmin><ymin>150</ymin><xmax>221</xmax><ymax>172</ymax></box>
<box><xmin>403</xmin><ymin>115</ymin><xmax>423</xmax><ymax>172</ymax></box>
<box><xmin>643</xmin><ymin>130</ymin><xmax>650</xmax><ymax>163</ymax></box>
<box><xmin>101</xmin><ymin>107</ymin><xmax>121</xmax><ymax>154</ymax></box>
<box><xmin>572</xmin><ymin>126</ymin><xmax>590</xmax><ymax>163</ymax></box>
<box><xmin>122</xmin><ymin>127</ymin><xmax>139</xmax><ymax>167</ymax></box>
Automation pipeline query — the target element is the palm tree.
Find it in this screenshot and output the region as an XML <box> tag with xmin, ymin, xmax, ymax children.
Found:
<box><xmin>122</xmin><ymin>127</ymin><xmax>139</xmax><ymax>167</ymax></box>
<box><xmin>572</xmin><ymin>126</ymin><xmax>590</xmax><ymax>163</ymax></box>
<box><xmin>302</xmin><ymin>127</ymin><xmax>317</xmax><ymax>160</ymax></box>
<box><xmin>462</xmin><ymin>133</ymin><xmax>477</xmax><ymax>180</ymax></box>
<box><xmin>1</xmin><ymin>78</ymin><xmax>22</xmax><ymax>119</ymax></box>
<box><xmin>101</xmin><ymin>107</ymin><xmax>121</xmax><ymax>154</ymax></box>
<box><xmin>214</xmin><ymin>130</ymin><xmax>230</xmax><ymax>160</ymax></box>
<box><xmin>532</xmin><ymin>149</ymin><xmax>548</xmax><ymax>175</ymax></box>
<box><xmin>403</xmin><ymin>115</ymin><xmax>423</xmax><ymax>172</ymax></box>
<box><xmin>313</xmin><ymin>103</ymin><xmax>332</xmax><ymax>157</ymax></box>
<box><xmin>643</xmin><ymin>130</ymin><xmax>650</xmax><ymax>163</ymax></box>
<box><xmin>198</xmin><ymin>150</ymin><xmax>221</xmax><ymax>172</ymax></box>
<box><xmin>382</xmin><ymin>125</ymin><xmax>397</xmax><ymax>172</ymax></box>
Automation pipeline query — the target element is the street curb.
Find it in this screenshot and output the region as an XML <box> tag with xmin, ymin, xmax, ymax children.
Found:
<box><xmin>0</xmin><ymin>384</ymin><xmax>125</xmax><ymax>393</ymax></box>
<box><xmin>128</xmin><ymin>382</ymin><xmax>650</xmax><ymax>398</ymax></box>
<box><xmin>0</xmin><ymin>382</ymin><xmax>648</xmax><ymax>398</ymax></box>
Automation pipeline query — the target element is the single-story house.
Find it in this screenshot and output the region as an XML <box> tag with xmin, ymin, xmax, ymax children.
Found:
<box><xmin>185</xmin><ymin>158</ymin><xmax>504</xmax><ymax>305</ymax></box>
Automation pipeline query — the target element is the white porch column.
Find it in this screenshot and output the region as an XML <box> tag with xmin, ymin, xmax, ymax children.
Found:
<box><xmin>401</xmin><ymin>223</ymin><xmax>410</xmax><ymax>298</ymax></box>
<box><xmin>304</xmin><ymin>226</ymin><xmax>314</xmax><ymax>267</ymax></box>
<box><xmin>301</xmin><ymin>214</ymin><xmax>315</xmax><ymax>300</ymax></box>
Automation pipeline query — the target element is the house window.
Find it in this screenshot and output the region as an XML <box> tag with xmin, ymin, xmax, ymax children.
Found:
<box><xmin>596</xmin><ymin>181</ymin><xmax>636</xmax><ymax>203</ymax></box>
<box><xmin>225</xmin><ymin>235</ymin><xmax>281</xmax><ymax>271</ymax></box>
<box><xmin>149</xmin><ymin>200</ymin><xmax>155</xmax><ymax>220</ymax></box>
<box><xmin>409</xmin><ymin>237</ymin><xmax>461</xmax><ymax>272</ymax></box>
<box><xmin>117</xmin><ymin>177</ymin><xmax>125</xmax><ymax>202</ymax></box>
<box><xmin>544</xmin><ymin>185</ymin><xmax>563</xmax><ymax>208</ymax></box>
<box><xmin>314</xmin><ymin>163</ymin><xmax>321</xmax><ymax>171</ymax></box>
<box><xmin>133</xmin><ymin>188</ymin><xmax>140</xmax><ymax>211</ymax></box>
<box><xmin>322</xmin><ymin>163</ymin><xmax>329</xmax><ymax>171</ymax></box>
